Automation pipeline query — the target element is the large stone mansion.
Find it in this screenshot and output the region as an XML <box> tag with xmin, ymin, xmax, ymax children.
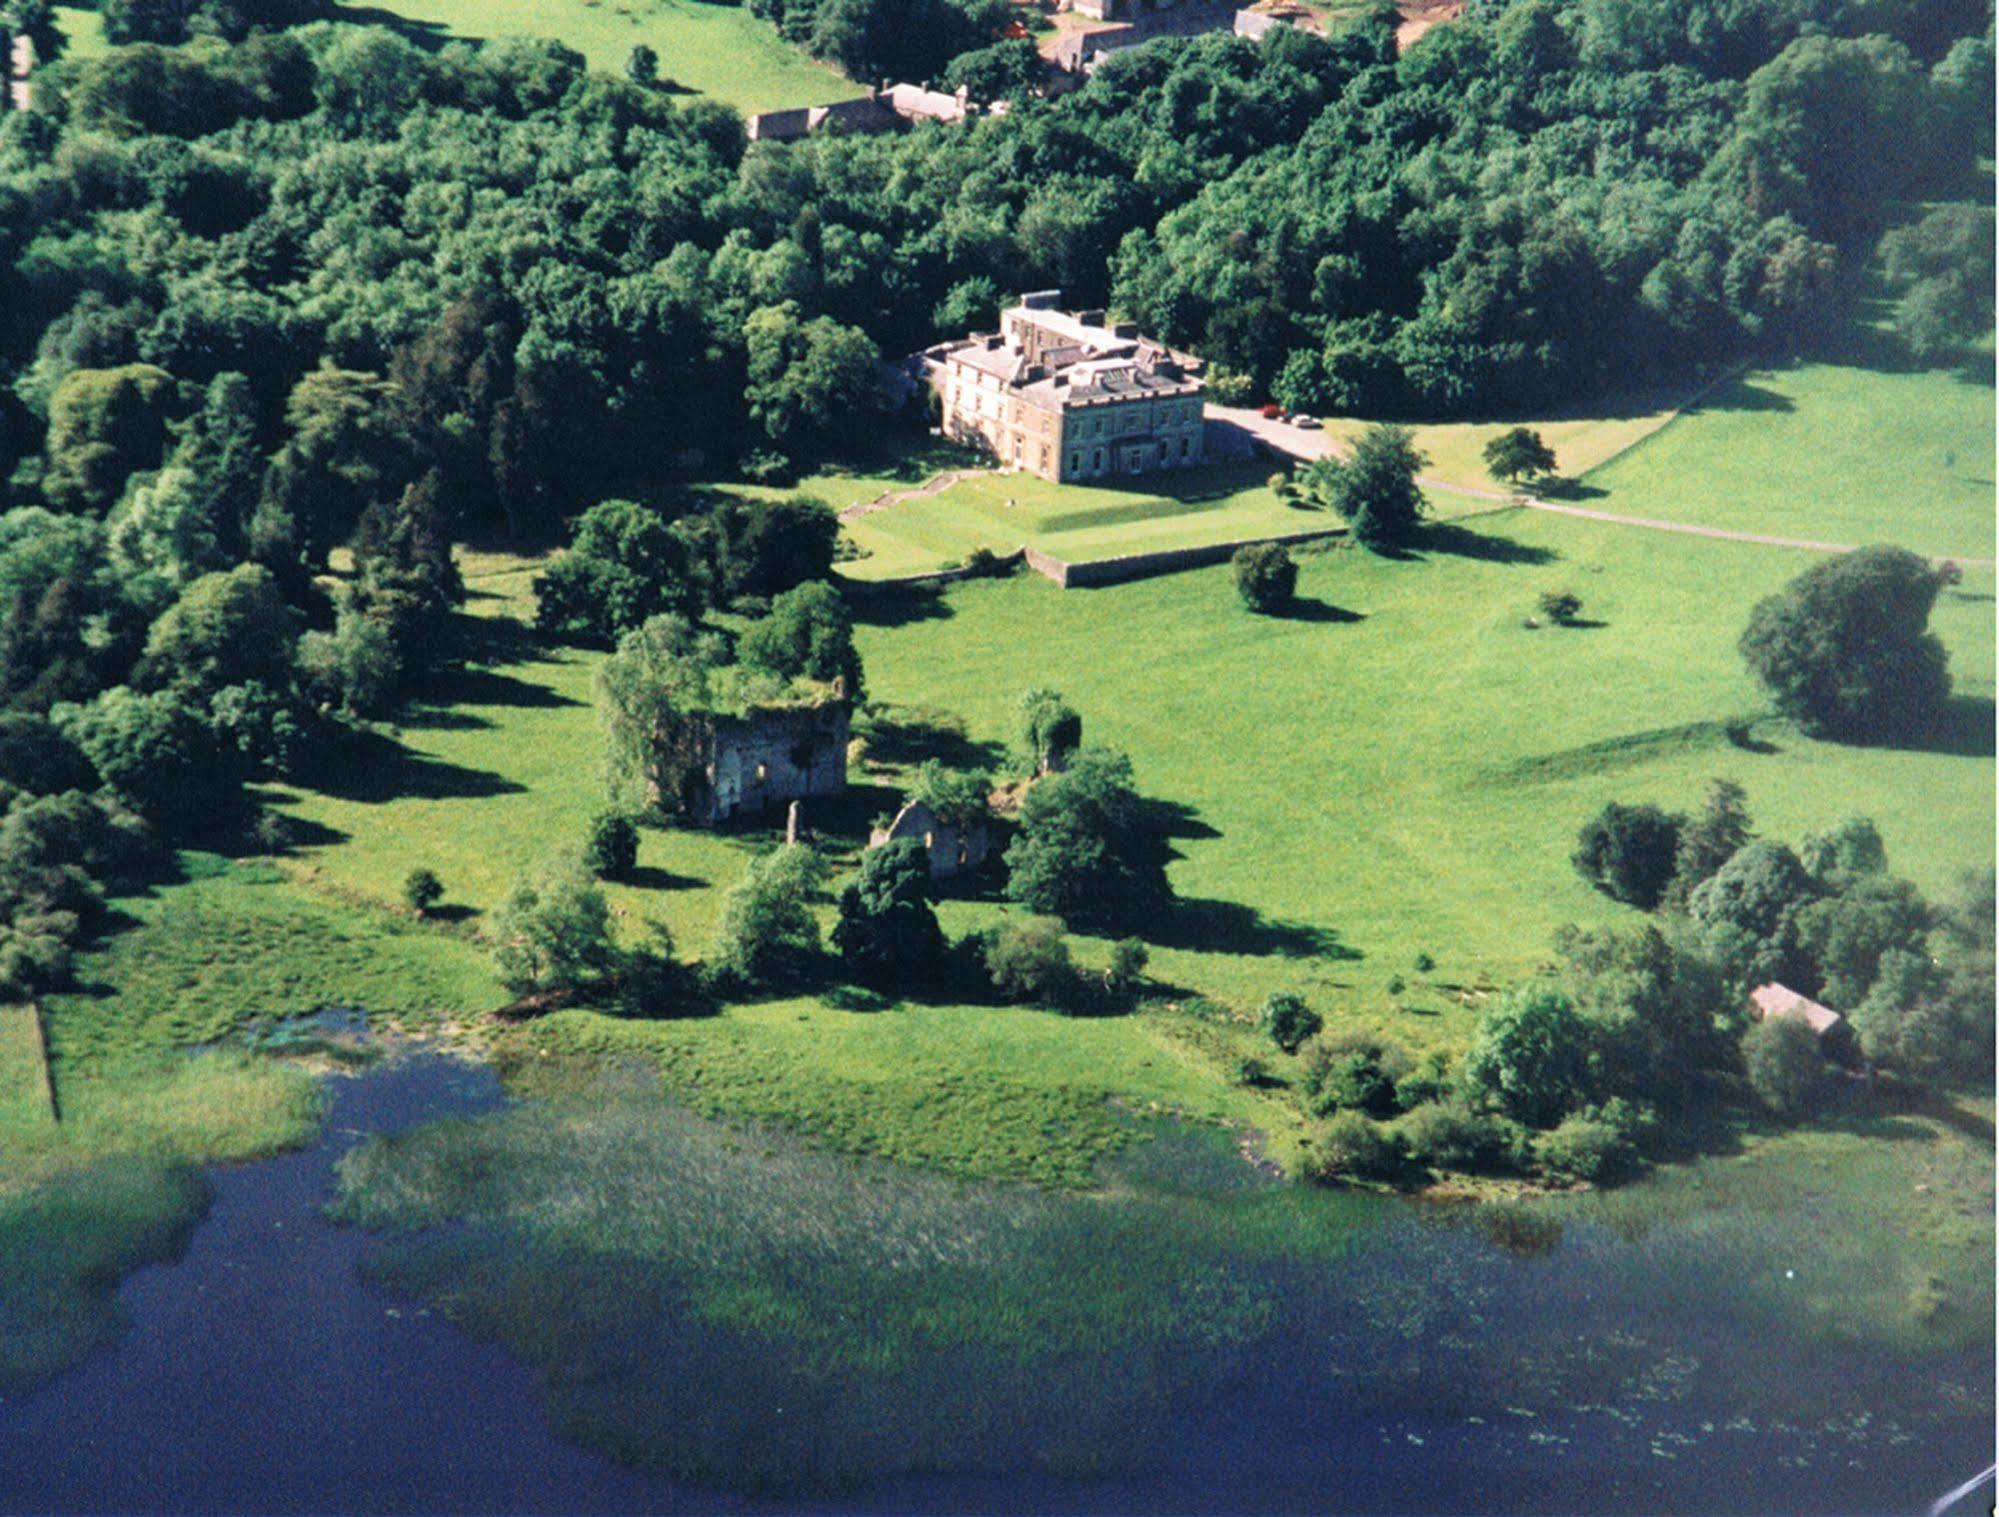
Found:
<box><xmin>926</xmin><ymin>292</ymin><xmax>1206</xmax><ymax>483</ymax></box>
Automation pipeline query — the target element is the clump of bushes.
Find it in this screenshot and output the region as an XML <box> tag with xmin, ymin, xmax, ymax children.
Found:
<box><xmin>1299</xmin><ymin>1032</ymin><xmax>1411</xmax><ymax>1118</ymax></box>
<box><xmin>1398</xmin><ymin>1100</ymin><xmax>1518</xmax><ymax>1173</ymax></box>
<box><xmin>1315</xmin><ymin>1110</ymin><xmax>1404</xmax><ymax>1182</ymax></box>
<box><xmin>1534</xmin><ymin>1100</ymin><xmax>1649</xmax><ymax>1184</ymax></box>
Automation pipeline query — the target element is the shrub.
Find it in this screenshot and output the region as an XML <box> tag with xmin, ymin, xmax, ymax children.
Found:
<box><xmin>1262</xmin><ymin>991</ymin><xmax>1322</xmax><ymax>1053</ymax></box>
<box><xmin>1233</xmin><ymin>542</ymin><xmax>1298</xmax><ymax>614</ymax></box>
<box><xmin>492</xmin><ymin>855</ymin><xmax>619</xmax><ymax>997</ymax></box>
<box><xmin>402</xmin><ymin>868</ymin><xmax>443</xmax><ymax>916</ymax></box>
<box><xmin>1460</xmin><ymin>986</ymin><xmax>1595</xmax><ymax>1130</ymax></box>
<box><xmin>1572</xmin><ymin>801</ymin><xmax>1684</xmax><ymax>910</ymax></box>
<box><xmin>1537</xmin><ymin>590</ymin><xmax>1582</xmax><ymax>625</ymax></box>
<box><xmin>1004</xmin><ymin>747</ymin><xmax>1172</xmax><ymax>930</ymax></box>
<box><xmin>1316</xmin><ymin>1050</ymin><xmax>1400</xmax><ymax>1117</ymax></box>
<box><xmin>1399</xmin><ymin>1100</ymin><xmax>1514</xmax><ymax>1173</ymax></box>
<box><xmin>583</xmin><ymin>812</ymin><xmax>639</xmax><ymax>880</ymax></box>
<box><xmin>709</xmin><ymin>845</ymin><xmax>825</xmax><ymax>989</ymax></box>
<box><xmin>1413</xmin><ymin>951</ymin><xmax>1435</xmax><ymax>973</ymax></box>
<box><xmin>1743</xmin><ymin>1015</ymin><xmax>1826</xmax><ymax>1117</ymax></box>
<box><xmin>983</xmin><ymin>915</ymin><xmax>1075</xmax><ymax>1007</ymax></box>
<box><xmin>1535</xmin><ymin>1102</ymin><xmax>1646</xmax><ymax>1184</ymax></box>
<box><xmin>1106</xmin><ymin>937</ymin><xmax>1149</xmax><ymax>993</ymax></box>
<box><xmin>832</xmin><ymin>838</ymin><xmax>946</xmax><ymax>989</ymax></box>
<box><xmin>1266</xmin><ymin>471</ymin><xmax>1290</xmax><ymax>495</ymax></box>
<box><xmin>1315</xmin><ymin>1111</ymin><xmax>1403</xmax><ymax>1182</ymax></box>
<box><xmin>1394</xmin><ymin>1052</ymin><xmax>1453</xmax><ymax>1109</ymax></box>
<box><xmin>1235</xmin><ymin>1056</ymin><xmax>1273</xmax><ymax>1088</ymax></box>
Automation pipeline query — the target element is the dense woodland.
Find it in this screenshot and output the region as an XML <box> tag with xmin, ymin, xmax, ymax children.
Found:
<box><xmin>0</xmin><ymin>0</ymin><xmax>1989</xmax><ymax>1153</ymax></box>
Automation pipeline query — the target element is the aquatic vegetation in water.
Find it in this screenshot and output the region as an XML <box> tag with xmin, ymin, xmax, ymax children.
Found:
<box><xmin>0</xmin><ymin>1162</ymin><xmax>209</xmax><ymax>1394</ymax></box>
<box><xmin>330</xmin><ymin>1087</ymin><xmax>1995</xmax><ymax>1504</ymax></box>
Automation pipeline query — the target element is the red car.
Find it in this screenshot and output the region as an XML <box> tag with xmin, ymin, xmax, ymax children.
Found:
<box><xmin>1258</xmin><ymin>403</ymin><xmax>1283</xmax><ymax>419</ymax></box>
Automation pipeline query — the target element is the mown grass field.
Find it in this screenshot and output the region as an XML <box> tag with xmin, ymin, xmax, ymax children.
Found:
<box><xmin>52</xmin><ymin>6</ymin><xmax>108</xmax><ymax>59</ymax></box>
<box><xmin>0</xmin><ymin>1005</ymin><xmax>53</xmax><ymax>1139</ymax></box>
<box><xmin>838</xmin><ymin>461</ymin><xmax>1335</xmax><ymax>580</ymax></box>
<box><xmin>1583</xmin><ymin>360</ymin><xmax>1997</xmax><ymax>559</ymax></box>
<box><xmin>334</xmin><ymin>0</ymin><xmax>863</xmax><ymax>113</ymax></box>
<box><xmin>235</xmin><ymin>351</ymin><xmax>1996</xmax><ymax>1187</ymax></box>
<box><xmin>1318</xmin><ymin>385</ymin><xmax>1686</xmax><ymax>493</ymax></box>
<box><xmin>837</xmin><ymin>390</ymin><xmax>1690</xmax><ymax>581</ymax></box>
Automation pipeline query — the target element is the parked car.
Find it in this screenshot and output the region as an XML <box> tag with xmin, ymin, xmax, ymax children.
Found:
<box><xmin>1292</xmin><ymin>414</ymin><xmax>1321</xmax><ymax>430</ymax></box>
<box><xmin>1258</xmin><ymin>403</ymin><xmax>1283</xmax><ymax>419</ymax></box>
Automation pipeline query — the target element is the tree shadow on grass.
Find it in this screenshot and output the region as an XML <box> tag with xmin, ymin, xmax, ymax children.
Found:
<box><xmin>397</xmin><ymin>706</ymin><xmax>494</xmax><ymax>732</ymax></box>
<box><xmin>1139</xmin><ymin>797</ymin><xmax>1221</xmax><ymax>844</ymax></box>
<box><xmin>426</xmin><ymin>666</ymin><xmax>584</xmax><ymax>710</ymax></box>
<box><xmin>1853</xmin><ymin>695</ymin><xmax>1997</xmax><ymax>760</ymax></box>
<box><xmin>859</xmin><ymin>707</ymin><xmax>1006</xmax><ymax>771</ymax></box>
<box><xmin>1276</xmin><ymin>597</ymin><xmax>1364</xmax><ymax>624</ymax></box>
<box><xmin>1683</xmin><ymin>376</ymin><xmax>1798</xmax><ymax>414</ymax></box>
<box><xmin>845</xmin><ymin>584</ymin><xmax>954</xmax><ymax>627</ymax></box>
<box><xmin>335</xmin><ymin>5</ymin><xmax>456</xmax><ymax>49</ymax></box>
<box><xmin>1152</xmin><ymin>896</ymin><xmax>1362</xmax><ymax>961</ymax></box>
<box><xmin>310</xmin><ymin>731</ymin><xmax>529</xmax><ymax>804</ymax></box>
<box><xmin>1409</xmin><ymin>522</ymin><xmax>1559</xmax><ymax>566</ymax></box>
<box><xmin>423</xmin><ymin>904</ymin><xmax>481</xmax><ymax>925</ymax></box>
<box><xmin>620</xmin><ymin>865</ymin><xmax>709</xmax><ymax>893</ymax></box>
<box><xmin>1534</xmin><ymin>477</ymin><xmax>1609</xmax><ymax>502</ymax></box>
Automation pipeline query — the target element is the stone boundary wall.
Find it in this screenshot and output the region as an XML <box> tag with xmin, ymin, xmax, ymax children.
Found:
<box><xmin>840</xmin><ymin>526</ymin><xmax>1345</xmax><ymax>594</ymax></box>
<box><xmin>1029</xmin><ymin>525</ymin><xmax>1346</xmax><ymax>588</ymax></box>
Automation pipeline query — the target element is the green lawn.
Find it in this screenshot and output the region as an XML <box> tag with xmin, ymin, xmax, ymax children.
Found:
<box><xmin>52</xmin><ymin>6</ymin><xmax>108</xmax><ymax>59</ymax></box>
<box><xmin>335</xmin><ymin>0</ymin><xmax>863</xmax><ymax>113</ymax></box>
<box><xmin>1582</xmin><ymin>361</ymin><xmax>1997</xmax><ymax>559</ymax></box>
<box><xmin>0</xmin><ymin>1005</ymin><xmax>52</xmax><ymax>1140</ymax></box>
<box><xmin>1319</xmin><ymin>386</ymin><xmax>1686</xmax><ymax>494</ymax></box>
<box><xmin>838</xmin><ymin>461</ymin><xmax>1337</xmax><ymax>581</ymax></box>
<box><xmin>854</xmin><ymin>518</ymin><xmax>1993</xmax><ymax>1041</ymax></box>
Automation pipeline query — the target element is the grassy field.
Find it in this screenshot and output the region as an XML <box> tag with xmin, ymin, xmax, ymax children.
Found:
<box><xmin>838</xmin><ymin>461</ymin><xmax>1339</xmax><ymax>581</ymax></box>
<box><xmin>240</xmin><ymin>352</ymin><xmax>1996</xmax><ymax>1188</ymax></box>
<box><xmin>0</xmin><ymin>1005</ymin><xmax>53</xmax><ymax>1138</ymax></box>
<box><xmin>1582</xmin><ymin>361</ymin><xmax>1997</xmax><ymax>559</ymax></box>
<box><xmin>52</xmin><ymin>6</ymin><xmax>108</xmax><ymax>59</ymax></box>
<box><xmin>1319</xmin><ymin>386</ymin><xmax>1686</xmax><ymax>494</ymax></box>
<box><xmin>334</xmin><ymin>0</ymin><xmax>863</xmax><ymax>113</ymax></box>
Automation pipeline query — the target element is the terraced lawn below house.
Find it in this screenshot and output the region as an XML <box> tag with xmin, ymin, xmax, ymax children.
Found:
<box><xmin>837</xmin><ymin>462</ymin><xmax>1336</xmax><ymax>581</ymax></box>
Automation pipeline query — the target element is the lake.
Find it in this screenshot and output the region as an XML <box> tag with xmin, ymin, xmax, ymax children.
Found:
<box><xmin>0</xmin><ymin>1047</ymin><xmax>1990</xmax><ymax>1515</ymax></box>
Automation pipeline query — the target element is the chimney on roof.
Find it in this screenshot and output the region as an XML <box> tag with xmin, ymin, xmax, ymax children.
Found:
<box><xmin>1020</xmin><ymin>290</ymin><xmax>1063</xmax><ymax>310</ymax></box>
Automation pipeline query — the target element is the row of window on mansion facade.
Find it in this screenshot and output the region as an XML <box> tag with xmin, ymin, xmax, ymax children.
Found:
<box><xmin>924</xmin><ymin>292</ymin><xmax>1207</xmax><ymax>484</ymax></box>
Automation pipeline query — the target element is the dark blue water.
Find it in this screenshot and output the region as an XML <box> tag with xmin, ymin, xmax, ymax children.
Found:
<box><xmin>0</xmin><ymin>1054</ymin><xmax>720</xmax><ymax>1516</ymax></box>
<box><xmin>0</xmin><ymin>1053</ymin><xmax>1990</xmax><ymax>1516</ymax></box>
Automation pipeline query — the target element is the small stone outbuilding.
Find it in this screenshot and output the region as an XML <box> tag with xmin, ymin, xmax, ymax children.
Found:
<box><xmin>868</xmin><ymin>799</ymin><xmax>996</xmax><ymax>880</ymax></box>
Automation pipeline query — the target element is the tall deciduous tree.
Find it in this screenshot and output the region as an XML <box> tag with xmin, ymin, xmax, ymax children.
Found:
<box><xmin>1739</xmin><ymin>545</ymin><xmax>1952</xmax><ymax>740</ymax></box>
<box><xmin>1303</xmin><ymin>425</ymin><xmax>1428</xmax><ymax>550</ymax></box>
